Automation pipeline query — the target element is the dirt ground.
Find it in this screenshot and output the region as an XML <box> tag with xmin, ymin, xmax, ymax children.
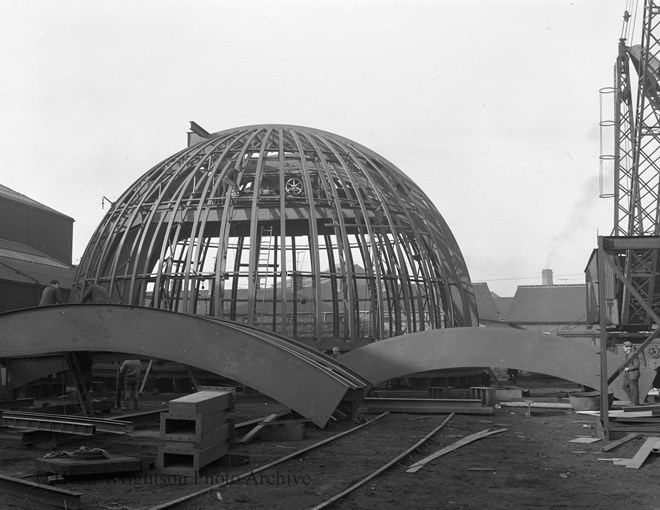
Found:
<box><xmin>1</xmin><ymin>377</ymin><xmax>660</xmax><ymax>510</ymax></box>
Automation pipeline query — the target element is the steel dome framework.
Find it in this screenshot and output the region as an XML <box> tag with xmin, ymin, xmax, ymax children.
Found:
<box><xmin>74</xmin><ymin>124</ymin><xmax>476</xmax><ymax>349</ymax></box>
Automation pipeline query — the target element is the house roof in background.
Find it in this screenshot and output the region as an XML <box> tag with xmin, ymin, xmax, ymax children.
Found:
<box><xmin>493</xmin><ymin>296</ymin><xmax>514</xmax><ymax>320</ymax></box>
<box><xmin>507</xmin><ymin>284</ymin><xmax>586</xmax><ymax>323</ymax></box>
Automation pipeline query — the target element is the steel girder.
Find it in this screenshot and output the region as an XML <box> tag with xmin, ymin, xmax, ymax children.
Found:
<box><xmin>0</xmin><ymin>305</ymin><xmax>370</xmax><ymax>427</ymax></box>
<box><xmin>339</xmin><ymin>327</ymin><xmax>653</xmax><ymax>401</ymax></box>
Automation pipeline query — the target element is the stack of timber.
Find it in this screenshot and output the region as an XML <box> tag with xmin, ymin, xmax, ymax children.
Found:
<box><xmin>157</xmin><ymin>389</ymin><xmax>233</xmax><ymax>476</ymax></box>
<box><xmin>579</xmin><ymin>404</ymin><xmax>660</xmax><ymax>433</ymax></box>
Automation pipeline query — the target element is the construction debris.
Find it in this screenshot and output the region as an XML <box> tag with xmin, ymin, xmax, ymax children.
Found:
<box><xmin>609</xmin><ymin>437</ymin><xmax>660</xmax><ymax>469</ymax></box>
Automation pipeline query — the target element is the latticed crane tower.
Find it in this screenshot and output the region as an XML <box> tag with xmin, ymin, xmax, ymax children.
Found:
<box><xmin>610</xmin><ymin>0</ymin><xmax>660</xmax><ymax>327</ymax></box>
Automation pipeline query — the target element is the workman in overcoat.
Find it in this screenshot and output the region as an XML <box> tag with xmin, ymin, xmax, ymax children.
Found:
<box><xmin>622</xmin><ymin>341</ymin><xmax>641</xmax><ymax>406</ymax></box>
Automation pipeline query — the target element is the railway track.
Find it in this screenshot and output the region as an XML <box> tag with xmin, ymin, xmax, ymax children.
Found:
<box><xmin>149</xmin><ymin>412</ymin><xmax>457</xmax><ymax>510</ymax></box>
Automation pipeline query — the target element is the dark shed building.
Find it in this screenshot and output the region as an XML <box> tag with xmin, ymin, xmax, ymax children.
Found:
<box><xmin>0</xmin><ymin>185</ymin><xmax>76</xmax><ymax>311</ymax></box>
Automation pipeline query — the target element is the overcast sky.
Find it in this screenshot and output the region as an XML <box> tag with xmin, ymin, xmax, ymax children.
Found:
<box><xmin>1</xmin><ymin>0</ymin><xmax>634</xmax><ymax>296</ymax></box>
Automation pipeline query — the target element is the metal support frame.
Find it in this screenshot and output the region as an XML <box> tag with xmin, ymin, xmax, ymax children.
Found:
<box><xmin>597</xmin><ymin>235</ymin><xmax>660</xmax><ymax>439</ymax></box>
<box><xmin>597</xmin><ymin>238</ymin><xmax>612</xmax><ymax>440</ymax></box>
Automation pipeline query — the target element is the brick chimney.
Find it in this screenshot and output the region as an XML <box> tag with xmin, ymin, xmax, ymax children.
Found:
<box><xmin>542</xmin><ymin>269</ymin><xmax>553</xmax><ymax>286</ymax></box>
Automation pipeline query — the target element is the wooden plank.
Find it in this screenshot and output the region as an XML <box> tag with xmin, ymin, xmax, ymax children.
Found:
<box><xmin>139</xmin><ymin>360</ymin><xmax>154</xmax><ymax>394</ymax></box>
<box><xmin>622</xmin><ymin>404</ymin><xmax>660</xmax><ymax>413</ymax></box>
<box><xmin>625</xmin><ymin>437</ymin><xmax>660</xmax><ymax>469</ymax></box>
<box><xmin>609</xmin><ymin>424</ymin><xmax>660</xmax><ymax>433</ymax></box>
<box><xmin>578</xmin><ymin>410</ymin><xmax>660</xmax><ymax>418</ymax></box>
<box><xmin>237</xmin><ymin>413</ymin><xmax>279</xmax><ymax>444</ymax></box>
<box><xmin>406</xmin><ymin>428</ymin><xmax>507</xmax><ymax>474</ymax></box>
<box><xmin>569</xmin><ymin>437</ymin><xmax>602</xmax><ymax>444</ymax></box>
<box><xmin>611</xmin><ymin>417</ymin><xmax>660</xmax><ymax>423</ymax></box>
<box><xmin>601</xmin><ymin>433</ymin><xmax>641</xmax><ymax>452</ymax></box>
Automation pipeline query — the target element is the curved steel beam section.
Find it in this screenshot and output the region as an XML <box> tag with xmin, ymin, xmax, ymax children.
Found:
<box><xmin>0</xmin><ymin>305</ymin><xmax>369</xmax><ymax>427</ymax></box>
<box><xmin>340</xmin><ymin>327</ymin><xmax>654</xmax><ymax>401</ymax></box>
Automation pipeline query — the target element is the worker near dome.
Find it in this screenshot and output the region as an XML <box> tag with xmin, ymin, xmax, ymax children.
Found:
<box><xmin>81</xmin><ymin>283</ymin><xmax>112</xmax><ymax>304</ymax></box>
<box><xmin>39</xmin><ymin>280</ymin><xmax>63</xmax><ymax>306</ymax></box>
<box><xmin>221</xmin><ymin>166</ymin><xmax>242</xmax><ymax>196</ymax></box>
<box><xmin>621</xmin><ymin>341</ymin><xmax>641</xmax><ymax>406</ymax></box>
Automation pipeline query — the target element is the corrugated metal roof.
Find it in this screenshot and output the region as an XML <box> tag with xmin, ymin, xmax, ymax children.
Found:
<box><xmin>0</xmin><ymin>247</ymin><xmax>70</xmax><ymax>269</ymax></box>
<box><xmin>0</xmin><ymin>238</ymin><xmax>75</xmax><ymax>286</ymax></box>
<box><xmin>507</xmin><ymin>284</ymin><xmax>586</xmax><ymax>323</ymax></box>
<box><xmin>0</xmin><ymin>184</ymin><xmax>73</xmax><ymax>220</ymax></box>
